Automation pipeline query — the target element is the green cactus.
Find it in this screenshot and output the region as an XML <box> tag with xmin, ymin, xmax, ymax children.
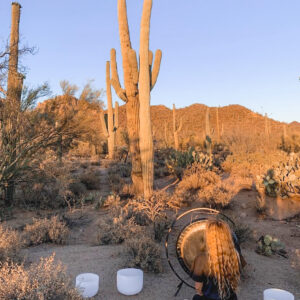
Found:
<box><xmin>256</xmin><ymin>235</ymin><xmax>286</xmax><ymax>257</ymax></box>
<box><xmin>264</xmin><ymin>234</ymin><xmax>273</xmax><ymax>246</ymax></box>
<box><xmin>259</xmin><ymin>153</ymin><xmax>300</xmax><ymax>198</ymax></box>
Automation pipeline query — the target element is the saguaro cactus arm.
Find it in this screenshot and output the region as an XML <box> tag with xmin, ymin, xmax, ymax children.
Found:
<box><xmin>114</xmin><ymin>101</ymin><xmax>119</xmax><ymax>130</ymax></box>
<box><xmin>151</xmin><ymin>49</ymin><xmax>162</xmax><ymax>90</ymax></box>
<box><xmin>100</xmin><ymin>111</ymin><xmax>109</xmax><ymax>138</ymax></box>
<box><xmin>110</xmin><ymin>49</ymin><xmax>127</xmax><ymax>102</ymax></box>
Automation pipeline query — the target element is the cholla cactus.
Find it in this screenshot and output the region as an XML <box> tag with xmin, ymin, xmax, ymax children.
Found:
<box><xmin>256</xmin><ymin>234</ymin><xmax>286</xmax><ymax>257</ymax></box>
<box><xmin>257</xmin><ymin>153</ymin><xmax>300</xmax><ymax>198</ymax></box>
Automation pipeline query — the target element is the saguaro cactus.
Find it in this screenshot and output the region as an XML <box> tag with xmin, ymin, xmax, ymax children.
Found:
<box><xmin>3</xmin><ymin>2</ymin><xmax>23</xmax><ymax>206</ymax></box>
<box><xmin>216</xmin><ymin>107</ymin><xmax>220</xmax><ymax>143</ymax></box>
<box><xmin>7</xmin><ymin>2</ymin><xmax>23</xmax><ymax>104</ymax></box>
<box><xmin>110</xmin><ymin>0</ymin><xmax>162</xmax><ymax>196</ymax></box>
<box><xmin>205</xmin><ymin>107</ymin><xmax>212</xmax><ymax>155</ymax></box>
<box><xmin>100</xmin><ymin>61</ymin><xmax>119</xmax><ymax>160</ymax></box>
<box><xmin>173</xmin><ymin>104</ymin><xmax>182</xmax><ymax>150</ymax></box>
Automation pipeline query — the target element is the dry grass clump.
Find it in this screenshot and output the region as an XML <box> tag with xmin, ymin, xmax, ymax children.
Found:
<box><xmin>79</xmin><ymin>171</ymin><xmax>100</xmax><ymax>190</ymax></box>
<box><xmin>0</xmin><ymin>254</ymin><xmax>82</xmax><ymax>300</ymax></box>
<box><xmin>0</xmin><ymin>225</ymin><xmax>23</xmax><ymax>262</ymax></box>
<box><xmin>23</xmin><ymin>216</ymin><xmax>69</xmax><ymax>246</ymax></box>
<box><xmin>173</xmin><ymin>163</ymin><xmax>243</xmax><ymax>208</ymax></box>
<box><xmin>222</xmin><ymin>151</ymin><xmax>286</xmax><ymax>179</ymax></box>
<box><xmin>125</xmin><ymin>235</ymin><xmax>163</xmax><ymax>273</ymax></box>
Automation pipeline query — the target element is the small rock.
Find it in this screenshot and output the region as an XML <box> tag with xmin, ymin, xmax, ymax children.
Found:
<box><xmin>240</xmin><ymin>212</ymin><xmax>247</xmax><ymax>218</ymax></box>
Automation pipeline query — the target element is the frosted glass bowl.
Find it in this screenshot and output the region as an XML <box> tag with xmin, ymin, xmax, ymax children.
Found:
<box><xmin>76</xmin><ymin>273</ymin><xmax>99</xmax><ymax>298</ymax></box>
<box><xmin>264</xmin><ymin>288</ymin><xmax>294</xmax><ymax>300</ymax></box>
<box><xmin>117</xmin><ymin>268</ymin><xmax>143</xmax><ymax>296</ymax></box>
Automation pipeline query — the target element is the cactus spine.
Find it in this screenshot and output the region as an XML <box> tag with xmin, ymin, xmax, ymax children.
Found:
<box><xmin>173</xmin><ymin>104</ymin><xmax>182</xmax><ymax>150</ymax></box>
<box><xmin>100</xmin><ymin>61</ymin><xmax>119</xmax><ymax>160</ymax></box>
<box><xmin>110</xmin><ymin>0</ymin><xmax>162</xmax><ymax>197</ymax></box>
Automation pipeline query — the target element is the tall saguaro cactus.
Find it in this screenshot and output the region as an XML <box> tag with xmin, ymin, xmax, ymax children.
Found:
<box><xmin>3</xmin><ymin>2</ymin><xmax>23</xmax><ymax>205</ymax></box>
<box><xmin>216</xmin><ymin>107</ymin><xmax>220</xmax><ymax>143</ymax></box>
<box><xmin>7</xmin><ymin>2</ymin><xmax>23</xmax><ymax>105</ymax></box>
<box><xmin>205</xmin><ymin>107</ymin><xmax>212</xmax><ymax>155</ymax></box>
<box><xmin>100</xmin><ymin>61</ymin><xmax>119</xmax><ymax>160</ymax></box>
<box><xmin>173</xmin><ymin>104</ymin><xmax>182</xmax><ymax>150</ymax></box>
<box><xmin>110</xmin><ymin>0</ymin><xmax>162</xmax><ymax>197</ymax></box>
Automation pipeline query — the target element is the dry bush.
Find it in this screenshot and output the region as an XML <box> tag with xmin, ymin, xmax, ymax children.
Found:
<box><xmin>18</xmin><ymin>159</ymin><xmax>75</xmax><ymax>209</ymax></box>
<box><xmin>109</xmin><ymin>162</ymin><xmax>131</xmax><ymax>178</ymax></box>
<box><xmin>23</xmin><ymin>216</ymin><xmax>69</xmax><ymax>246</ymax></box>
<box><xmin>233</xmin><ymin>222</ymin><xmax>252</xmax><ymax>244</ymax></box>
<box><xmin>222</xmin><ymin>151</ymin><xmax>286</xmax><ymax>179</ymax></box>
<box><xmin>108</xmin><ymin>172</ymin><xmax>125</xmax><ymax>194</ymax></box>
<box><xmin>125</xmin><ymin>235</ymin><xmax>162</xmax><ymax>273</ymax></box>
<box><xmin>79</xmin><ymin>172</ymin><xmax>100</xmax><ymax>190</ymax></box>
<box><xmin>68</xmin><ymin>181</ymin><xmax>87</xmax><ymax>196</ymax></box>
<box><xmin>96</xmin><ymin>214</ymin><xmax>142</xmax><ymax>245</ymax></box>
<box><xmin>173</xmin><ymin>163</ymin><xmax>244</xmax><ymax>208</ymax></box>
<box><xmin>0</xmin><ymin>225</ymin><xmax>23</xmax><ymax>262</ymax></box>
<box><xmin>0</xmin><ymin>254</ymin><xmax>82</xmax><ymax>300</ymax></box>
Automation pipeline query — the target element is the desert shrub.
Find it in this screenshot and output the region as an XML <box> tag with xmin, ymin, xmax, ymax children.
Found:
<box><xmin>79</xmin><ymin>172</ymin><xmax>100</xmax><ymax>190</ymax></box>
<box><xmin>109</xmin><ymin>162</ymin><xmax>131</xmax><ymax>178</ymax></box>
<box><xmin>279</xmin><ymin>134</ymin><xmax>300</xmax><ymax>154</ymax></box>
<box><xmin>68</xmin><ymin>181</ymin><xmax>87</xmax><ymax>196</ymax></box>
<box><xmin>115</xmin><ymin>146</ymin><xmax>129</xmax><ymax>162</ymax></box>
<box><xmin>233</xmin><ymin>223</ymin><xmax>252</xmax><ymax>244</ymax></box>
<box><xmin>125</xmin><ymin>235</ymin><xmax>162</xmax><ymax>273</ymax></box>
<box><xmin>96</xmin><ymin>214</ymin><xmax>142</xmax><ymax>245</ymax></box>
<box><xmin>0</xmin><ymin>225</ymin><xmax>23</xmax><ymax>262</ymax></box>
<box><xmin>108</xmin><ymin>172</ymin><xmax>124</xmax><ymax>194</ymax></box>
<box><xmin>167</xmin><ymin>148</ymin><xmax>215</xmax><ymax>179</ymax></box>
<box><xmin>23</xmin><ymin>216</ymin><xmax>69</xmax><ymax>246</ymax></box>
<box><xmin>222</xmin><ymin>151</ymin><xmax>286</xmax><ymax>179</ymax></box>
<box><xmin>174</xmin><ymin>164</ymin><xmax>241</xmax><ymax>208</ymax></box>
<box><xmin>0</xmin><ymin>254</ymin><xmax>82</xmax><ymax>300</ymax></box>
<box><xmin>18</xmin><ymin>160</ymin><xmax>75</xmax><ymax>209</ymax></box>
<box><xmin>80</xmin><ymin>162</ymin><xmax>89</xmax><ymax>169</ymax></box>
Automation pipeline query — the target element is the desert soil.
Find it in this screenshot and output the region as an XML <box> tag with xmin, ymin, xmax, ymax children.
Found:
<box><xmin>9</xmin><ymin>162</ymin><xmax>300</xmax><ymax>300</ymax></box>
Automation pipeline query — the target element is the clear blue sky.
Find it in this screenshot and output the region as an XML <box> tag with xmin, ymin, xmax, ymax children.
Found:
<box><xmin>0</xmin><ymin>0</ymin><xmax>299</xmax><ymax>123</ymax></box>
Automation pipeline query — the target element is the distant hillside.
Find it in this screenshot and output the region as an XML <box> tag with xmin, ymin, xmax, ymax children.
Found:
<box><xmin>117</xmin><ymin>103</ymin><xmax>299</xmax><ymax>146</ymax></box>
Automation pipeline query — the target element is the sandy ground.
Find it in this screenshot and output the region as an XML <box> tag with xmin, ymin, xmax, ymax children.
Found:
<box><xmin>18</xmin><ymin>189</ymin><xmax>299</xmax><ymax>300</ymax></box>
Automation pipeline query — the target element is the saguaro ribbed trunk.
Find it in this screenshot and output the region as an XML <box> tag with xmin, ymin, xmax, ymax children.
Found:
<box><xmin>100</xmin><ymin>63</ymin><xmax>119</xmax><ymax>160</ymax></box>
<box><xmin>139</xmin><ymin>0</ymin><xmax>153</xmax><ymax>198</ymax></box>
<box><xmin>216</xmin><ymin>107</ymin><xmax>220</xmax><ymax>143</ymax></box>
<box><xmin>110</xmin><ymin>0</ymin><xmax>162</xmax><ymax>197</ymax></box>
<box><xmin>173</xmin><ymin>104</ymin><xmax>182</xmax><ymax>150</ymax></box>
<box><xmin>4</xmin><ymin>2</ymin><xmax>23</xmax><ymax>206</ymax></box>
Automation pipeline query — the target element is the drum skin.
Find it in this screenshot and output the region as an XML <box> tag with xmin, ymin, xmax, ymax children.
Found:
<box><xmin>176</xmin><ymin>220</ymin><xmax>207</xmax><ymax>272</ymax></box>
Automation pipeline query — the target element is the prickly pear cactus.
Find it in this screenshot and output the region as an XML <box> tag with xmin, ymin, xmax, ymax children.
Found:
<box><xmin>257</xmin><ymin>153</ymin><xmax>300</xmax><ymax>198</ymax></box>
<box><xmin>256</xmin><ymin>235</ymin><xmax>286</xmax><ymax>257</ymax></box>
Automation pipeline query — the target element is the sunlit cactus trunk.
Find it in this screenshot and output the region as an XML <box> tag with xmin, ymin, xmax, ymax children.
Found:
<box><xmin>216</xmin><ymin>107</ymin><xmax>220</xmax><ymax>143</ymax></box>
<box><xmin>4</xmin><ymin>2</ymin><xmax>23</xmax><ymax>206</ymax></box>
<box><xmin>110</xmin><ymin>0</ymin><xmax>162</xmax><ymax>197</ymax></box>
<box><xmin>139</xmin><ymin>0</ymin><xmax>154</xmax><ymax>198</ymax></box>
<box><xmin>173</xmin><ymin>104</ymin><xmax>182</xmax><ymax>150</ymax></box>
<box><xmin>101</xmin><ymin>61</ymin><xmax>118</xmax><ymax>160</ymax></box>
<box><xmin>205</xmin><ymin>107</ymin><xmax>212</xmax><ymax>155</ymax></box>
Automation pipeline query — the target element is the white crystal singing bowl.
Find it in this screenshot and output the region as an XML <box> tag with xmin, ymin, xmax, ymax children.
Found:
<box><xmin>117</xmin><ymin>268</ymin><xmax>143</xmax><ymax>296</ymax></box>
